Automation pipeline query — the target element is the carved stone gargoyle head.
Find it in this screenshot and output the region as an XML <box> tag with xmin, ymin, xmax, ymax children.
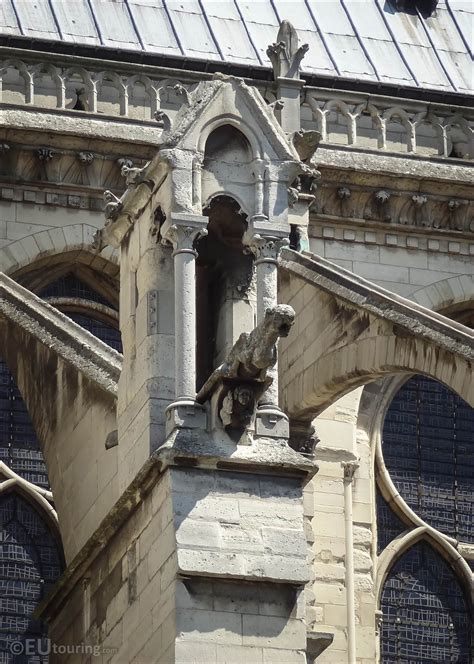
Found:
<box><xmin>196</xmin><ymin>304</ymin><xmax>295</xmax><ymax>444</ymax></box>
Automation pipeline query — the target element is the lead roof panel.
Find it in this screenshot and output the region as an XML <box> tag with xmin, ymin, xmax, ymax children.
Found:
<box><xmin>0</xmin><ymin>0</ymin><xmax>471</xmax><ymax>95</ymax></box>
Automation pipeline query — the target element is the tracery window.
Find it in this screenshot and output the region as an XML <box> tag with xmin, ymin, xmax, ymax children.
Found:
<box><xmin>0</xmin><ymin>270</ymin><xmax>120</xmax><ymax>662</ymax></box>
<box><xmin>380</xmin><ymin>542</ymin><xmax>470</xmax><ymax>663</ymax></box>
<box><xmin>377</xmin><ymin>375</ymin><xmax>473</xmax><ymax>663</ymax></box>
<box><xmin>382</xmin><ymin>375</ymin><xmax>474</xmax><ymax>543</ymax></box>
<box><xmin>0</xmin><ymin>494</ymin><xmax>62</xmax><ymax>663</ymax></box>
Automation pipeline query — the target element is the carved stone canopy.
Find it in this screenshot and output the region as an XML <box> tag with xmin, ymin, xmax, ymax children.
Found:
<box><xmin>98</xmin><ymin>75</ymin><xmax>311</xmax><ymax>249</ymax></box>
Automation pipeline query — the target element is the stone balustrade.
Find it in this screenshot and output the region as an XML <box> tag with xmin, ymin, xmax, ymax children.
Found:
<box><xmin>1</xmin><ymin>54</ymin><xmax>472</xmax><ymax>161</ymax></box>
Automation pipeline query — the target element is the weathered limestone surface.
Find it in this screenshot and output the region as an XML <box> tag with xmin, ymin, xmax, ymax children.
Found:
<box><xmin>40</xmin><ymin>453</ymin><xmax>312</xmax><ymax>664</ymax></box>
<box><xmin>0</xmin><ymin>271</ymin><xmax>121</xmax><ymax>559</ymax></box>
<box><xmin>279</xmin><ymin>248</ymin><xmax>474</xmax><ymax>419</ymax></box>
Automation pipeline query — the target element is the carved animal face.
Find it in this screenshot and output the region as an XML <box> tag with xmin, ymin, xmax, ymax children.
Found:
<box><xmin>265</xmin><ymin>305</ymin><xmax>295</xmax><ymax>338</ymax></box>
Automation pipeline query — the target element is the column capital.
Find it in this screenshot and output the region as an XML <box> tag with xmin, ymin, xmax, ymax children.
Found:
<box><xmin>161</xmin><ymin>213</ymin><xmax>208</xmax><ymax>256</ymax></box>
<box><xmin>342</xmin><ymin>460</ymin><xmax>360</xmax><ymax>482</ymax></box>
<box><xmin>243</xmin><ymin>231</ymin><xmax>289</xmax><ymax>264</ymax></box>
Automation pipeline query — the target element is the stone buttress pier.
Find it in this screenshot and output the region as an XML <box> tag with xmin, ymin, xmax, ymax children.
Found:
<box><xmin>37</xmin><ymin>72</ymin><xmax>321</xmax><ymax>664</ymax></box>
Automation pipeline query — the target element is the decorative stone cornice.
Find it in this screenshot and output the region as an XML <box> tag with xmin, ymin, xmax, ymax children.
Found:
<box><xmin>313</xmin><ymin>179</ymin><xmax>473</xmax><ymax>233</ymax></box>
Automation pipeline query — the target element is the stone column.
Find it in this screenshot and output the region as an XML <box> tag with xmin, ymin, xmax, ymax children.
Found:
<box><xmin>162</xmin><ymin>213</ymin><xmax>208</xmax><ymax>432</ymax></box>
<box><xmin>244</xmin><ymin>231</ymin><xmax>289</xmax><ymax>438</ymax></box>
<box><xmin>342</xmin><ymin>460</ymin><xmax>359</xmax><ymax>664</ymax></box>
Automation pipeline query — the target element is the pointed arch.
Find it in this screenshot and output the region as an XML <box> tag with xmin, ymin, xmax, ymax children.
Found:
<box><xmin>0</xmin><ymin>490</ymin><xmax>64</xmax><ymax>659</ymax></box>
<box><xmin>377</xmin><ymin>537</ymin><xmax>472</xmax><ymax>663</ymax></box>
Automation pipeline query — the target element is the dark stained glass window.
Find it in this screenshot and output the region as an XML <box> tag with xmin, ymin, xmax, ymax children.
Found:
<box><xmin>0</xmin><ymin>494</ymin><xmax>62</xmax><ymax>663</ymax></box>
<box><xmin>382</xmin><ymin>375</ymin><xmax>474</xmax><ymax>543</ymax></box>
<box><xmin>38</xmin><ymin>274</ymin><xmax>117</xmax><ymax>310</ymax></box>
<box><xmin>376</xmin><ymin>489</ymin><xmax>408</xmax><ymax>554</ymax></box>
<box><xmin>380</xmin><ymin>541</ymin><xmax>471</xmax><ymax>663</ymax></box>
<box><xmin>66</xmin><ymin>313</ymin><xmax>122</xmax><ymax>353</ymax></box>
<box><xmin>0</xmin><ymin>361</ymin><xmax>48</xmax><ymax>491</ymax></box>
<box><xmin>0</xmin><ymin>275</ymin><xmax>120</xmax><ymax>661</ymax></box>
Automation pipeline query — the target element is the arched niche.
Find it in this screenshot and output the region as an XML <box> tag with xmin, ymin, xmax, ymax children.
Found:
<box><xmin>195</xmin><ymin>195</ymin><xmax>255</xmax><ymax>389</ymax></box>
<box><xmin>201</xmin><ymin>124</ymin><xmax>256</xmax><ymax>219</ymax></box>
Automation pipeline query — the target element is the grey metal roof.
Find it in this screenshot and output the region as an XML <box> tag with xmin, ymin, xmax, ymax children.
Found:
<box><xmin>1</xmin><ymin>0</ymin><xmax>472</xmax><ymax>94</ymax></box>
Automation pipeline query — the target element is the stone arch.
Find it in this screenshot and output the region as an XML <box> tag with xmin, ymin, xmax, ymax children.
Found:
<box><xmin>0</xmin><ymin>470</ymin><xmax>57</xmax><ymax>528</ymax></box>
<box><xmin>280</xmin><ymin>251</ymin><xmax>474</xmax><ymax>421</ymax></box>
<box><xmin>14</xmin><ymin>254</ymin><xmax>120</xmax><ymax>315</ymax></box>
<box><xmin>0</xmin><ymin>57</ymin><xmax>33</xmax><ymax>104</ymax></box>
<box><xmin>284</xmin><ymin>333</ymin><xmax>473</xmax><ymax>419</ymax></box>
<box><xmin>96</xmin><ymin>70</ymin><xmax>127</xmax><ymax>116</ymax></box>
<box><xmin>0</xmin><ymin>272</ymin><xmax>120</xmax><ymax>560</ymax></box>
<box><xmin>0</xmin><ymin>487</ymin><xmax>65</xmax><ymax>650</ymax></box>
<box><xmin>382</xmin><ymin>106</ymin><xmax>415</xmax><ymax>153</ymax></box>
<box><xmin>376</xmin><ymin>528</ymin><xmax>473</xmax><ymax>610</ymax></box>
<box><xmin>126</xmin><ymin>73</ymin><xmax>157</xmax><ymax>119</ymax></box>
<box><xmin>31</xmin><ymin>61</ymin><xmax>65</xmax><ymax>109</ymax></box>
<box><xmin>198</xmin><ymin>114</ymin><xmax>263</xmax><ymax>160</ymax></box>
<box><xmin>375</xmin><ymin>527</ymin><xmax>474</xmax><ymax>648</ymax></box>
<box><xmin>0</xmin><ymin>223</ymin><xmax>118</xmax><ymax>278</ymax></box>
<box><xmin>63</xmin><ymin>65</ymin><xmax>95</xmax><ymax>111</ymax></box>
<box><xmin>410</xmin><ymin>274</ymin><xmax>474</xmax><ymax>318</ymax></box>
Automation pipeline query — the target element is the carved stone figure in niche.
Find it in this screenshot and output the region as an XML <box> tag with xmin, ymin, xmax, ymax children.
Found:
<box><xmin>195</xmin><ymin>195</ymin><xmax>254</xmax><ymax>390</ymax></box>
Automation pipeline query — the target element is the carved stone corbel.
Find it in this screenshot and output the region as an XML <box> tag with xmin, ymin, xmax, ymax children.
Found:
<box><xmin>103</xmin><ymin>190</ymin><xmax>123</xmax><ymax>221</ymax></box>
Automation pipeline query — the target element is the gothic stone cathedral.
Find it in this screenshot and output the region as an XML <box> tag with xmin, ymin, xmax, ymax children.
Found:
<box><xmin>0</xmin><ymin>2</ymin><xmax>472</xmax><ymax>664</ymax></box>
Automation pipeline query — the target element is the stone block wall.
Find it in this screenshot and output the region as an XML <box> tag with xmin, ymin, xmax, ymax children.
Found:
<box><xmin>47</xmin><ymin>464</ymin><xmax>310</xmax><ymax>664</ymax></box>
<box><xmin>310</xmin><ymin>231</ymin><xmax>474</xmax><ymax>300</ymax></box>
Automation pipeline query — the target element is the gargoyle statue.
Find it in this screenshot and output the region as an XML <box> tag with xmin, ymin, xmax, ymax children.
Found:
<box><xmin>292</xmin><ymin>129</ymin><xmax>321</xmax><ymax>163</ymax></box>
<box><xmin>197</xmin><ymin>305</ymin><xmax>295</xmax><ymax>442</ymax></box>
<box><xmin>222</xmin><ymin>304</ymin><xmax>295</xmax><ymax>381</ymax></box>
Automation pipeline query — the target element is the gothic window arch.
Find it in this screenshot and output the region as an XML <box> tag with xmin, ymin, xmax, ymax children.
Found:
<box><xmin>380</xmin><ymin>541</ymin><xmax>471</xmax><ymax>663</ymax></box>
<box><xmin>377</xmin><ymin>375</ymin><xmax>474</xmax><ymax>663</ymax></box>
<box><xmin>0</xmin><ymin>269</ymin><xmax>121</xmax><ymax>661</ymax></box>
<box><xmin>0</xmin><ymin>493</ymin><xmax>63</xmax><ymax>663</ymax></box>
<box><xmin>39</xmin><ymin>273</ymin><xmax>122</xmax><ymax>353</ymax></box>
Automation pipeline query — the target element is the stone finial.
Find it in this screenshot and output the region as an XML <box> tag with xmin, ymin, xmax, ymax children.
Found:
<box><xmin>267</xmin><ymin>20</ymin><xmax>309</xmax><ymax>80</ymax></box>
